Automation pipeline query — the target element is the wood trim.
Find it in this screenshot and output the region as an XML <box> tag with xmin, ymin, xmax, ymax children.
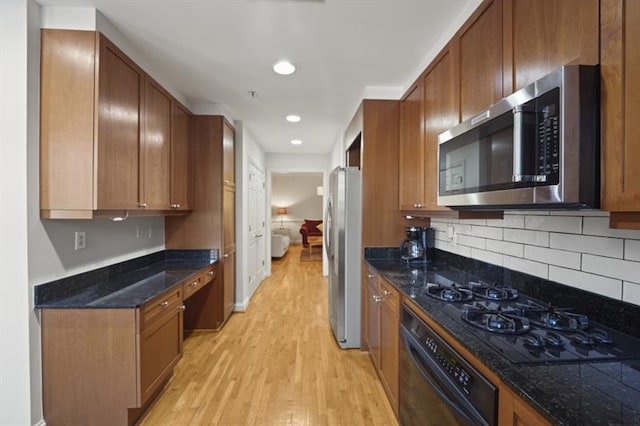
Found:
<box><xmin>399</xmin><ymin>210</ymin><xmax>504</xmax><ymax>220</ymax></box>
<box><xmin>502</xmin><ymin>0</ymin><xmax>514</xmax><ymax>96</ymax></box>
<box><xmin>610</xmin><ymin>212</ymin><xmax>640</xmax><ymax>229</ymax></box>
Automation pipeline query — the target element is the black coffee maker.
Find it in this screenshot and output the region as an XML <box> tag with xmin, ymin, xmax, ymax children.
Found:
<box><xmin>400</xmin><ymin>226</ymin><xmax>434</xmax><ymax>263</ymax></box>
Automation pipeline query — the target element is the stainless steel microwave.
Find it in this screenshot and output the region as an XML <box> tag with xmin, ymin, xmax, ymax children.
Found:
<box><xmin>437</xmin><ymin>65</ymin><xmax>599</xmax><ymax>210</ymax></box>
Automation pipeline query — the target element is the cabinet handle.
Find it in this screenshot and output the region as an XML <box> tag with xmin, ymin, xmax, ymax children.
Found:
<box><xmin>189</xmin><ymin>281</ymin><xmax>198</xmax><ymax>287</ymax></box>
<box><xmin>159</xmin><ymin>301</ymin><xmax>169</xmax><ymax>307</ymax></box>
<box><xmin>207</xmin><ymin>271</ymin><xmax>214</xmax><ymax>276</ymax></box>
<box><xmin>177</xmin><ymin>305</ymin><xmax>186</xmax><ymax>311</ymax></box>
<box><xmin>139</xmin><ymin>202</ymin><xmax>147</xmax><ymax>208</ymax></box>
<box><xmin>224</xmin><ymin>253</ymin><xmax>229</xmax><ymax>258</ymax></box>
<box><xmin>383</xmin><ymin>289</ymin><xmax>392</xmax><ymax>296</ymax></box>
<box><xmin>373</xmin><ymin>295</ymin><xmax>383</xmax><ymax>303</ymax></box>
<box><xmin>368</xmin><ymin>274</ymin><xmax>375</xmax><ymax>278</ymax></box>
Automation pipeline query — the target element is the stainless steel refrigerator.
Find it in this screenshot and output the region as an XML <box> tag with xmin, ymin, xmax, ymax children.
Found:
<box><xmin>324</xmin><ymin>166</ymin><xmax>362</xmax><ymax>349</ymax></box>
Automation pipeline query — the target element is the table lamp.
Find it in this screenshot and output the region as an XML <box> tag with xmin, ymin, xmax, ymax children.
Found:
<box><xmin>276</xmin><ymin>207</ymin><xmax>287</xmax><ymax>229</ymax></box>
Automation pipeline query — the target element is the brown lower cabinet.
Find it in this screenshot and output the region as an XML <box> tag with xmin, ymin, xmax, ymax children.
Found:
<box><xmin>365</xmin><ymin>266</ymin><xmax>400</xmax><ymax>415</ymax></box>
<box><xmin>41</xmin><ymin>265</ymin><xmax>215</xmax><ymax>426</ymax></box>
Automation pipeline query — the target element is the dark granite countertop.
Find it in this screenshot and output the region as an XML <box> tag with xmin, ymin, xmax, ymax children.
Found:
<box><xmin>35</xmin><ymin>250</ymin><xmax>218</xmax><ymax>309</ymax></box>
<box><xmin>365</xmin><ymin>250</ymin><xmax>640</xmax><ymax>426</ymax></box>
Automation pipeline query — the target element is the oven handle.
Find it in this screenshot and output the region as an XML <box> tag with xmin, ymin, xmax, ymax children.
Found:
<box><xmin>401</xmin><ymin>326</ymin><xmax>486</xmax><ymax>426</ymax></box>
<box><xmin>512</xmin><ymin>105</ymin><xmax>546</xmax><ymax>184</ymax></box>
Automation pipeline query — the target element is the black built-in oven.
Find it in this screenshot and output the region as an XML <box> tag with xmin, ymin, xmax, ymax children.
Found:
<box><xmin>437</xmin><ymin>65</ymin><xmax>599</xmax><ymax>210</ymax></box>
<box><xmin>399</xmin><ymin>305</ymin><xmax>497</xmax><ymax>426</ymax></box>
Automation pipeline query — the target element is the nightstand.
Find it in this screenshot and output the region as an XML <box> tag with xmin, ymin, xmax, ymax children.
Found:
<box><xmin>272</xmin><ymin>228</ymin><xmax>290</xmax><ymax>238</ymax></box>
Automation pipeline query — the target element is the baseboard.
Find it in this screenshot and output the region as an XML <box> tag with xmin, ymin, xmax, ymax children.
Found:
<box><xmin>34</xmin><ymin>419</ymin><xmax>46</xmax><ymax>426</ymax></box>
<box><xmin>234</xmin><ymin>298</ymin><xmax>249</xmax><ymax>312</ymax></box>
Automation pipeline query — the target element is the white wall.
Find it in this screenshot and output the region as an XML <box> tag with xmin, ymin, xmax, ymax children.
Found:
<box><xmin>431</xmin><ymin>211</ymin><xmax>640</xmax><ymax>306</ymax></box>
<box><xmin>271</xmin><ymin>173</ymin><xmax>324</xmax><ymax>243</ymax></box>
<box><xmin>1</xmin><ymin>1</ymin><xmax>33</xmax><ymax>423</ymax></box>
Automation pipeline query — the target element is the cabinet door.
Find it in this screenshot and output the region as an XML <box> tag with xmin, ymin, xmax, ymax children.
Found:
<box><xmin>398</xmin><ymin>82</ymin><xmax>425</xmax><ymax>210</ymax></box>
<box><xmin>139</xmin><ymin>289</ymin><xmax>183</xmax><ymax>404</ymax></box>
<box><xmin>223</xmin><ymin>120</ymin><xmax>235</xmax><ymax>185</ymax></box>
<box><xmin>96</xmin><ymin>35</ymin><xmax>143</xmax><ymax>210</ymax></box>
<box><xmin>458</xmin><ymin>0</ymin><xmax>503</xmax><ymax>120</ymax></box>
<box><xmin>170</xmin><ymin>102</ymin><xmax>193</xmax><ymax>211</ymax></box>
<box><xmin>366</xmin><ymin>273</ymin><xmax>380</xmax><ymax>368</ymax></box>
<box><xmin>423</xmin><ymin>45</ymin><xmax>458</xmax><ymax>211</ymax></box>
<box><xmin>602</xmin><ymin>0</ymin><xmax>640</xmax><ymax>225</ymax></box>
<box><xmin>141</xmin><ymin>76</ymin><xmax>172</xmax><ymax>210</ymax></box>
<box><xmin>379</xmin><ymin>293</ymin><xmax>399</xmax><ymax>414</ymax></box>
<box><xmin>223</xmin><ymin>251</ymin><xmax>236</xmax><ymax>321</ymax></box>
<box><xmin>505</xmin><ymin>0</ymin><xmax>599</xmax><ymax>93</ymax></box>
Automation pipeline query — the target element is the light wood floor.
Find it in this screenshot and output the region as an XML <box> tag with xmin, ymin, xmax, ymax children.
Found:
<box><xmin>140</xmin><ymin>244</ymin><xmax>398</xmax><ymax>426</ymax></box>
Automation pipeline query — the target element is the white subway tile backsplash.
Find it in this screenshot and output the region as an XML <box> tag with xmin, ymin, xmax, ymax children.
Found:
<box><xmin>626</xmin><ymin>240</ymin><xmax>640</xmax><ymax>262</ymax></box>
<box><xmin>550</xmin><ymin>233</ymin><xmax>624</xmax><ymax>258</ymax></box>
<box><xmin>583</xmin><ymin>217</ymin><xmax>640</xmax><ymax>240</ymax></box>
<box><xmin>471</xmin><ymin>248</ymin><xmax>503</xmax><ymax>266</ymax></box>
<box><xmin>524</xmin><ymin>246</ymin><xmax>581</xmax><ymax>269</ymax></box>
<box><xmin>503</xmin><ymin>255</ymin><xmax>549</xmax><ymax>279</ymax></box>
<box><xmin>460</xmin><ymin>219</ymin><xmax>487</xmax><ymax>226</ymax></box>
<box><xmin>549</xmin><ymin>266</ymin><xmax>622</xmax><ymax>299</ymax></box>
<box><xmin>457</xmin><ymin>234</ymin><xmax>486</xmax><ymax>250</ymax></box>
<box><xmin>486</xmin><ymin>239</ymin><xmax>524</xmax><ymax>258</ymax></box>
<box><xmin>525</xmin><ymin>215</ymin><xmax>582</xmax><ymax>234</ymax></box>
<box><xmin>623</xmin><ymin>282</ymin><xmax>640</xmax><ymax>305</ymax></box>
<box><xmin>471</xmin><ymin>226</ymin><xmax>503</xmax><ymax>240</ymax></box>
<box><xmin>493</xmin><ymin>214</ymin><xmax>525</xmax><ymax>229</ymax></box>
<box><xmin>432</xmin><ymin>211</ymin><xmax>640</xmax><ymax>307</ymax></box>
<box><xmin>453</xmin><ymin>224</ymin><xmax>472</xmax><ymax>235</ymax></box>
<box><xmin>504</xmin><ymin>228</ymin><xmax>549</xmax><ymax>247</ymax></box>
<box><xmin>582</xmin><ymin>254</ymin><xmax>640</xmax><ymax>283</ymax></box>
<box><xmin>435</xmin><ymin>240</ymin><xmax>471</xmax><ymax>258</ymax></box>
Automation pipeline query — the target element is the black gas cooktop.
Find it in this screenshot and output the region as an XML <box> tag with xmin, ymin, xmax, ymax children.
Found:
<box><xmin>421</xmin><ymin>280</ymin><xmax>640</xmax><ymax>365</ymax></box>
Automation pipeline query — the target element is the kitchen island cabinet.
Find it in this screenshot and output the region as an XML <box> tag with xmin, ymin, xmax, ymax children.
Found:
<box><xmin>601</xmin><ymin>0</ymin><xmax>640</xmax><ymax>229</ymax></box>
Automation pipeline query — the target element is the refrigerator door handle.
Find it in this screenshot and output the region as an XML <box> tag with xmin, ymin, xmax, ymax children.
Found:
<box><xmin>324</xmin><ymin>199</ymin><xmax>332</xmax><ymax>257</ymax></box>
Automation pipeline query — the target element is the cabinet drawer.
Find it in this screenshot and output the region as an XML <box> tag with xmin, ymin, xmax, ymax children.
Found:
<box><xmin>141</xmin><ymin>288</ymin><xmax>182</xmax><ymax>335</ymax></box>
<box><xmin>380</xmin><ymin>279</ymin><xmax>399</xmax><ymax>317</ymax></box>
<box><xmin>202</xmin><ymin>265</ymin><xmax>216</xmax><ymax>285</ymax></box>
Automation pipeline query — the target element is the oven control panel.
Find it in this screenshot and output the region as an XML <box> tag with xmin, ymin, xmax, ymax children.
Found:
<box><xmin>424</xmin><ymin>336</ymin><xmax>473</xmax><ymax>394</ymax></box>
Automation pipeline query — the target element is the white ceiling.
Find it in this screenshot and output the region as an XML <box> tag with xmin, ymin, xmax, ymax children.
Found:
<box><xmin>36</xmin><ymin>0</ymin><xmax>478</xmax><ymax>154</ymax></box>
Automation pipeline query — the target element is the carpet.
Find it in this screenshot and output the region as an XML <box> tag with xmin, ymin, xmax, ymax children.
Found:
<box><xmin>300</xmin><ymin>245</ymin><xmax>323</xmax><ymax>262</ymax></box>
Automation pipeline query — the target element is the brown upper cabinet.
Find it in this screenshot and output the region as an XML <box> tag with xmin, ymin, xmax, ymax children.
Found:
<box><xmin>601</xmin><ymin>0</ymin><xmax>640</xmax><ymax>228</ymax></box>
<box><xmin>398</xmin><ymin>80</ymin><xmax>425</xmax><ymax>210</ymax></box>
<box><xmin>503</xmin><ymin>0</ymin><xmax>599</xmax><ymax>94</ymax></box>
<box><xmin>170</xmin><ymin>102</ymin><xmax>193</xmax><ymax>211</ymax></box>
<box><xmin>459</xmin><ymin>0</ymin><xmax>504</xmax><ymax>121</ymax></box>
<box><xmin>141</xmin><ymin>76</ymin><xmax>172</xmax><ymax>210</ymax></box>
<box><xmin>40</xmin><ymin>29</ymin><xmax>192</xmax><ymax>219</ymax></box>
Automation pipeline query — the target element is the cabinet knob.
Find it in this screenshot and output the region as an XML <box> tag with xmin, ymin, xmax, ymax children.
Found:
<box><xmin>189</xmin><ymin>281</ymin><xmax>198</xmax><ymax>287</ymax></box>
<box><xmin>413</xmin><ymin>203</ymin><xmax>423</xmax><ymax>209</ymax></box>
<box><xmin>224</xmin><ymin>179</ymin><xmax>229</xmax><ymax>185</ymax></box>
<box><xmin>373</xmin><ymin>295</ymin><xmax>383</xmax><ymax>303</ymax></box>
<box><xmin>224</xmin><ymin>253</ymin><xmax>229</xmax><ymax>259</ymax></box>
<box><xmin>207</xmin><ymin>271</ymin><xmax>214</xmax><ymax>276</ymax></box>
<box><xmin>139</xmin><ymin>202</ymin><xmax>147</xmax><ymax>208</ymax></box>
<box><xmin>383</xmin><ymin>289</ymin><xmax>392</xmax><ymax>296</ymax></box>
<box><xmin>368</xmin><ymin>274</ymin><xmax>375</xmax><ymax>278</ymax></box>
<box><xmin>159</xmin><ymin>300</ymin><xmax>169</xmax><ymax>308</ymax></box>
<box><xmin>177</xmin><ymin>305</ymin><xmax>186</xmax><ymax>311</ymax></box>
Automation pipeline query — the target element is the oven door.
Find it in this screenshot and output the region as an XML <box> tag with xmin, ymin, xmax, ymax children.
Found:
<box><xmin>399</xmin><ymin>326</ymin><xmax>493</xmax><ymax>426</ymax></box>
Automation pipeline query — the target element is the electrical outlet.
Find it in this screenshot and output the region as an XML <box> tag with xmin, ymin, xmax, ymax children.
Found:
<box><xmin>148</xmin><ymin>225</ymin><xmax>153</xmax><ymax>239</ymax></box>
<box><xmin>136</xmin><ymin>226</ymin><xmax>142</xmax><ymax>239</ymax></box>
<box><xmin>447</xmin><ymin>225</ymin><xmax>454</xmax><ymax>239</ymax></box>
<box><xmin>74</xmin><ymin>231</ymin><xmax>86</xmax><ymax>250</ymax></box>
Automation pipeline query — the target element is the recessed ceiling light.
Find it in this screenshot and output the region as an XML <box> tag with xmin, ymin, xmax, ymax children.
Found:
<box><xmin>286</xmin><ymin>115</ymin><xmax>301</xmax><ymax>123</ymax></box>
<box><xmin>290</xmin><ymin>139</ymin><xmax>303</xmax><ymax>145</ymax></box>
<box><xmin>273</xmin><ymin>60</ymin><xmax>296</xmax><ymax>75</ymax></box>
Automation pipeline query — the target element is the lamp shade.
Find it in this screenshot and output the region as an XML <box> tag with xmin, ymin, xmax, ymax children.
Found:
<box><xmin>276</xmin><ymin>207</ymin><xmax>287</xmax><ymax>215</ymax></box>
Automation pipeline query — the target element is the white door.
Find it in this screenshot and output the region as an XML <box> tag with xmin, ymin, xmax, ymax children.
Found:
<box><xmin>248</xmin><ymin>162</ymin><xmax>266</xmax><ymax>298</ymax></box>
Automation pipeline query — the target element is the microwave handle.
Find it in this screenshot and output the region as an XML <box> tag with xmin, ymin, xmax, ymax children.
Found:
<box><xmin>512</xmin><ymin>105</ymin><xmax>547</xmax><ymax>183</ymax></box>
